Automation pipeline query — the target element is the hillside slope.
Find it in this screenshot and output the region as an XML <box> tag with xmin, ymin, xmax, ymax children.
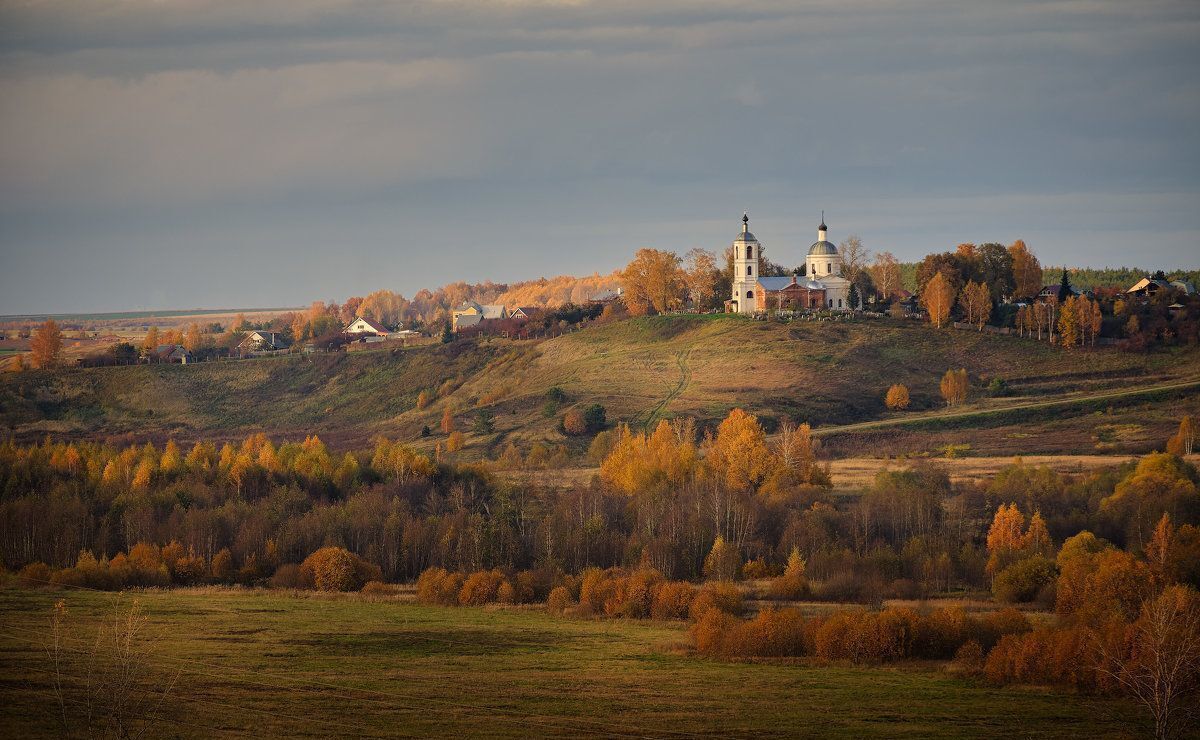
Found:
<box><xmin>2</xmin><ymin>315</ymin><xmax>1196</xmax><ymax>454</ymax></box>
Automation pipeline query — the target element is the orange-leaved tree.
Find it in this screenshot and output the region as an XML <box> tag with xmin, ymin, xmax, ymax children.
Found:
<box><xmin>885</xmin><ymin>384</ymin><xmax>910</xmax><ymax>410</ymax></box>
<box><xmin>620</xmin><ymin>248</ymin><xmax>685</xmax><ymax>316</ymax></box>
<box><xmin>939</xmin><ymin>368</ymin><xmax>968</xmax><ymax>406</ymax></box>
<box><xmin>30</xmin><ymin>319</ymin><xmax>64</xmax><ymax>369</ymax></box>
<box><xmin>921</xmin><ymin>272</ymin><xmax>955</xmax><ymax>328</ymax></box>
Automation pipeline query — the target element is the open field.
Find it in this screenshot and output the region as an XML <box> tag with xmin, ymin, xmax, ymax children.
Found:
<box><xmin>498</xmin><ymin>454</ymin><xmax>1200</xmax><ymax>495</ymax></box>
<box><xmin>2</xmin><ymin>315</ymin><xmax>1196</xmax><ymax>456</ymax></box>
<box><xmin>0</xmin><ymin>587</ymin><xmax>1144</xmax><ymax>738</ymax></box>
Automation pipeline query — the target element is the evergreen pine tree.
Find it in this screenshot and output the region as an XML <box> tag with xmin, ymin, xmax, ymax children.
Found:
<box><xmin>1056</xmin><ymin>268</ymin><xmax>1073</xmax><ymax>302</ymax></box>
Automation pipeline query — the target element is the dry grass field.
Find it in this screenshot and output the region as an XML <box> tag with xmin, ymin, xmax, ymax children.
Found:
<box><xmin>0</xmin><ymin>586</ymin><xmax>1145</xmax><ymax>738</ymax></box>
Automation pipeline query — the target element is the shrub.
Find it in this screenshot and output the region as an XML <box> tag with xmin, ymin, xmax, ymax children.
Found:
<box><xmin>951</xmin><ymin>640</ymin><xmax>985</xmax><ymax>675</ymax></box>
<box><xmin>497</xmin><ymin>580</ymin><xmax>518</xmax><ymax>604</ymax></box>
<box><xmin>270</xmin><ymin>563</ymin><xmax>306</xmax><ymax>589</ymax></box>
<box><xmin>605</xmin><ymin>568</ymin><xmax>662</xmax><ymax>618</ymax></box>
<box><xmin>579</xmin><ymin>568</ymin><xmax>619</xmax><ymax>615</ymax></box>
<box><xmin>723</xmin><ymin>607</ymin><xmax>810</xmax><ymax>658</ymax></box>
<box><xmin>974</xmin><ymin>607</ymin><xmax>1032</xmax><ymax>650</ymax></box>
<box><xmin>650</xmin><ymin>581</ymin><xmax>696</xmax><ymax>620</ymax></box>
<box><xmin>562</xmin><ymin>409</ymin><xmax>587</xmax><ymax>436</ymax></box>
<box><xmin>993</xmin><ymin>556</ymin><xmax>1057</xmax><ymax>603</ymax></box>
<box><xmin>17</xmin><ymin>562</ymin><xmax>53</xmax><ymax>588</ymax></box>
<box><xmin>547</xmin><ymin>586</ymin><xmax>573</xmax><ymax>614</ymax></box>
<box><xmin>459</xmin><ymin>569</ymin><xmax>506</xmax><ymax>606</ymax></box>
<box><xmin>361</xmin><ymin>580</ymin><xmax>398</xmax><ymax>597</ymax></box>
<box><xmin>741</xmin><ymin>558</ymin><xmax>770</xmax><ymax>580</ymax></box>
<box><xmin>689</xmin><ymin>582</ymin><xmax>743</xmax><ymax>621</ymax></box>
<box><xmin>446</xmin><ymin>431</ymin><xmax>465</xmax><ymax>453</ymax></box>
<box><xmin>416</xmin><ymin>567</ymin><xmax>465</xmax><ymax>605</ymax></box>
<box><xmin>691</xmin><ymin>606</ymin><xmax>739</xmax><ymax>655</ymax></box>
<box><xmin>582</xmin><ymin>404</ymin><xmax>606</xmax><ymax>432</ymax></box>
<box><xmin>768</xmin><ymin>547</ymin><xmax>808</xmax><ymax>600</ymax></box>
<box><xmin>299</xmin><ymin>547</ymin><xmax>382</xmax><ymax>592</ymax></box>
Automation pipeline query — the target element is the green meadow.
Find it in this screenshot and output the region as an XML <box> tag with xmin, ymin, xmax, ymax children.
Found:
<box><xmin>0</xmin><ymin>587</ymin><xmax>1143</xmax><ymax>738</ymax></box>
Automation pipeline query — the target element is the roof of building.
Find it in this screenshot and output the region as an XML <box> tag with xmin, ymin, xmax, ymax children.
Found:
<box><xmin>734</xmin><ymin>212</ymin><xmax>759</xmax><ymax>242</ymax></box>
<box><xmin>344</xmin><ymin>317</ymin><xmax>389</xmax><ymax>334</ymax></box>
<box><xmin>1170</xmin><ymin>280</ymin><xmax>1195</xmax><ymax>294</ymax></box>
<box><xmin>757</xmin><ymin>276</ymin><xmax>826</xmax><ymax>292</ymax></box>
<box><xmin>240</xmin><ymin>330</ymin><xmax>290</xmax><ymax>349</ymax></box>
<box><xmin>808</xmin><ymin>240</ymin><xmax>838</xmax><ymax>256</ymax></box>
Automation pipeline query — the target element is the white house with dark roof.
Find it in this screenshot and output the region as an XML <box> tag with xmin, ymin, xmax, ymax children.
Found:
<box><xmin>343</xmin><ymin>317</ymin><xmax>391</xmax><ymax>337</ymax></box>
<box><xmin>238</xmin><ymin>330</ymin><xmax>290</xmax><ymax>353</ymax></box>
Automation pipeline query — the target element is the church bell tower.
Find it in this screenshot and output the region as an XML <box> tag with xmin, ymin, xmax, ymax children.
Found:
<box><xmin>730</xmin><ymin>213</ymin><xmax>759</xmax><ymax>314</ymax></box>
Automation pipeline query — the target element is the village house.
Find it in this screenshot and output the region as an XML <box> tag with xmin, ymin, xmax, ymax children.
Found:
<box><xmin>507</xmin><ymin>306</ymin><xmax>541</xmax><ymax>321</ymax></box>
<box><xmin>452</xmin><ymin>302</ymin><xmax>506</xmax><ymax>332</ymax></box>
<box><xmin>587</xmin><ymin>288</ymin><xmax>623</xmax><ymax>304</ymax></box>
<box><xmin>152</xmin><ymin>344</ymin><xmax>191</xmax><ymax>364</ymax></box>
<box><xmin>1126</xmin><ymin>276</ymin><xmax>1195</xmax><ymax>298</ymax></box>
<box><xmin>238</xmin><ymin>330</ymin><xmax>290</xmax><ymax>353</ymax></box>
<box><xmin>342</xmin><ymin>317</ymin><xmax>391</xmax><ymax>338</ymax></box>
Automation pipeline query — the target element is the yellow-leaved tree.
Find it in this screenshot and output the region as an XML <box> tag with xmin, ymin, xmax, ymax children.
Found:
<box><xmin>885</xmin><ymin>384</ymin><xmax>910</xmax><ymax>410</ymax></box>
<box><xmin>30</xmin><ymin>319</ymin><xmax>64</xmax><ymax>369</ymax></box>
<box><xmin>921</xmin><ymin>272</ymin><xmax>955</xmax><ymax>328</ymax></box>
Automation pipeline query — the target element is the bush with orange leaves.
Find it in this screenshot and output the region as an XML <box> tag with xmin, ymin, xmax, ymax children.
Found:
<box><xmin>300</xmin><ymin>546</ymin><xmax>382</xmax><ymax>592</ymax></box>
<box><xmin>650</xmin><ymin>581</ymin><xmax>697</xmax><ymax>620</ymax></box>
<box><xmin>547</xmin><ymin>586</ymin><xmax>574</xmax><ymax>614</ymax></box>
<box><xmin>688</xmin><ymin>581</ymin><xmax>744</xmax><ymax>621</ymax></box>
<box><xmin>984</xmin><ymin>624</ymin><xmax>1112</xmax><ymax>691</ymax></box>
<box><xmin>416</xmin><ymin>567</ymin><xmax>466</xmax><ymax>605</ymax></box>
<box><xmin>698</xmin><ymin>605</ymin><xmax>1033</xmax><ymax>664</ymax></box>
<box><xmin>459</xmin><ymin>568</ymin><xmax>506</xmax><ymax>606</ymax></box>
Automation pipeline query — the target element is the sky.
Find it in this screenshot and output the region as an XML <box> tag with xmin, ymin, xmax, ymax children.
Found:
<box><xmin>1</xmin><ymin>0</ymin><xmax>1198</xmax><ymax>314</ymax></box>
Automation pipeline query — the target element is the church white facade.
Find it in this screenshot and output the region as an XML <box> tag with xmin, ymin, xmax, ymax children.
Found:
<box><xmin>728</xmin><ymin>214</ymin><xmax>851</xmax><ymax>314</ymax></box>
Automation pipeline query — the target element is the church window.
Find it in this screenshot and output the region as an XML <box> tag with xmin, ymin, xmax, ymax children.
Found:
<box><xmin>746</xmin><ymin>245</ymin><xmax>753</xmax><ymax>260</ymax></box>
<box><xmin>746</xmin><ymin>291</ymin><xmax>754</xmax><ymax>299</ymax></box>
<box><xmin>838</xmin><ymin>298</ymin><xmax>843</xmax><ymax>308</ymax></box>
<box><xmin>826</xmin><ymin>262</ymin><xmax>831</xmax><ymax>274</ymax></box>
<box><xmin>747</xmin><ymin>265</ymin><xmax>752</xmax><ymax>276</ymax></box>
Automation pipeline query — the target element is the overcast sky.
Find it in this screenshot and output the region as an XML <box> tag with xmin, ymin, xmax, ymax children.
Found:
<box><xmin>1</xmin><ymin>0</ymin><xmax>1197</xmax><ymax>314</ymax></box>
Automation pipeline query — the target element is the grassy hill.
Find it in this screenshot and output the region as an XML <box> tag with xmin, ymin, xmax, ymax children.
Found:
<box><xmin>2</xmin><ymin>314</ymin><xmax>1197</xmax><ymax>455</ymax></box>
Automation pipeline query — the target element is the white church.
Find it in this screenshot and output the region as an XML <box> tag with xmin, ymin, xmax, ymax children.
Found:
<box><xmin>727</xmin><ymin>213</ymin><xmax>852</xmax><ymax>314</ymax></box>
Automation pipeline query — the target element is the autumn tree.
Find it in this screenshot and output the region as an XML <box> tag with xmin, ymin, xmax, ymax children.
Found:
<box><xmin>141</xmin><ymin>326</ymin><xmax>160</xmax><ymax>356</ymax></box>
<box><xmin>703</xmin><ymin>536</ymin><xmax>741</xmax><ymax>581</ymax></box>
<box><xmin>620</xmin><ymin>249</ymin><xmax>686</xmax><ymax>316</ymax></box>
<box><xmin>1097</xmin><ymin>585</ymin><xmax>1200</xmax><ymax>740</ymax></box>
<box><xmin>976</xmin><ymin>243</ymin><xmax>1015</xmax><ymax>301</ymax></box>
<box><xmin>1057</xmin><ymin>295</ymin><xmax>1080</xmax><ymax>347</ymax></box>
<box><xmin>1008</xmin><ymin>239</ymin><xmax>1043</xmax><ymax>300</ymax></box>
<box><xmin>683</xmin><ymin>248</ymin><xmax>720</xmax><ymax>311</ymax></box>
<box><xmin>986</xmin><ymin>503</ymin><xmax>1027</xmax><ymax>577</ymax></box>
<box><xmin>1166</xmin><ymin>416</ymin><xmax>1195</xmax><ymax>456</ymax></box>
<box><xmin>30</xmin><ymin>319</ymin><xmax>64</xmax><ymax>369</ymax></box>
<box><xmin>939</xmin><ymin>369</ymin><xmax>968</xmax><ymax>407</ymax></box>
<box><xmin>958</xmin><ymin>280</ymin><xmax>991</xmax><ymax>330</ymax></box>
<box><xmin>921</xmin><ymin>272</ymin><xmax>955</xmax><ymax>328</ymax></box>
<box><xmin>838</xmin><ymin>235</ymin><xmax>871</xmax><ymax>287</ymax></box>
<box><xmin>869</xmin><ymin>251</ymin><xmax>901</xmax><ymax>302</ymax></box>
<box><xmin>885</xmin><ymin>384</ymin><xmax>910</xmax><ymax>410</ymax></box>
<box><xmin>441</xmin><ymin>406</ymin><xmax>455</xmax><ymax>435</ymax></box>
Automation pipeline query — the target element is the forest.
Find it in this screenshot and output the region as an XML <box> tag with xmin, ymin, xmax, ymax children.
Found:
<box><xmin>3</xmin><ymin>411</ymin><xmax>1196</xmax><ymax>596</ymax></box>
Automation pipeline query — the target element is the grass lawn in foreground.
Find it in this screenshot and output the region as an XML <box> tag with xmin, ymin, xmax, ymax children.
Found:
<box><xmin>0</xmin><ymin>587</ymin><xmax>1144</xmax><ymax>738</ymax></box>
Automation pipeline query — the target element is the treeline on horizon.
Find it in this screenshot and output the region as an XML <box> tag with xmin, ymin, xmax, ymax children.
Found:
<box><xmin>3</xmin><ymin>409</ymin><xmax>1196</xmax><ymax>598</ymax></box>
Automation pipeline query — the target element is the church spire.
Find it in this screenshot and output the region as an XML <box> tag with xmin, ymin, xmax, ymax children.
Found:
<box><xmin>818</xmin><ymin>211</ymin><xmax>828</xmax><ymax>241</ymax></box>
<box><xmin>742</xmin><ymin>211</ymin><xmax>749</xmax><ymax>234</ymax></box>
